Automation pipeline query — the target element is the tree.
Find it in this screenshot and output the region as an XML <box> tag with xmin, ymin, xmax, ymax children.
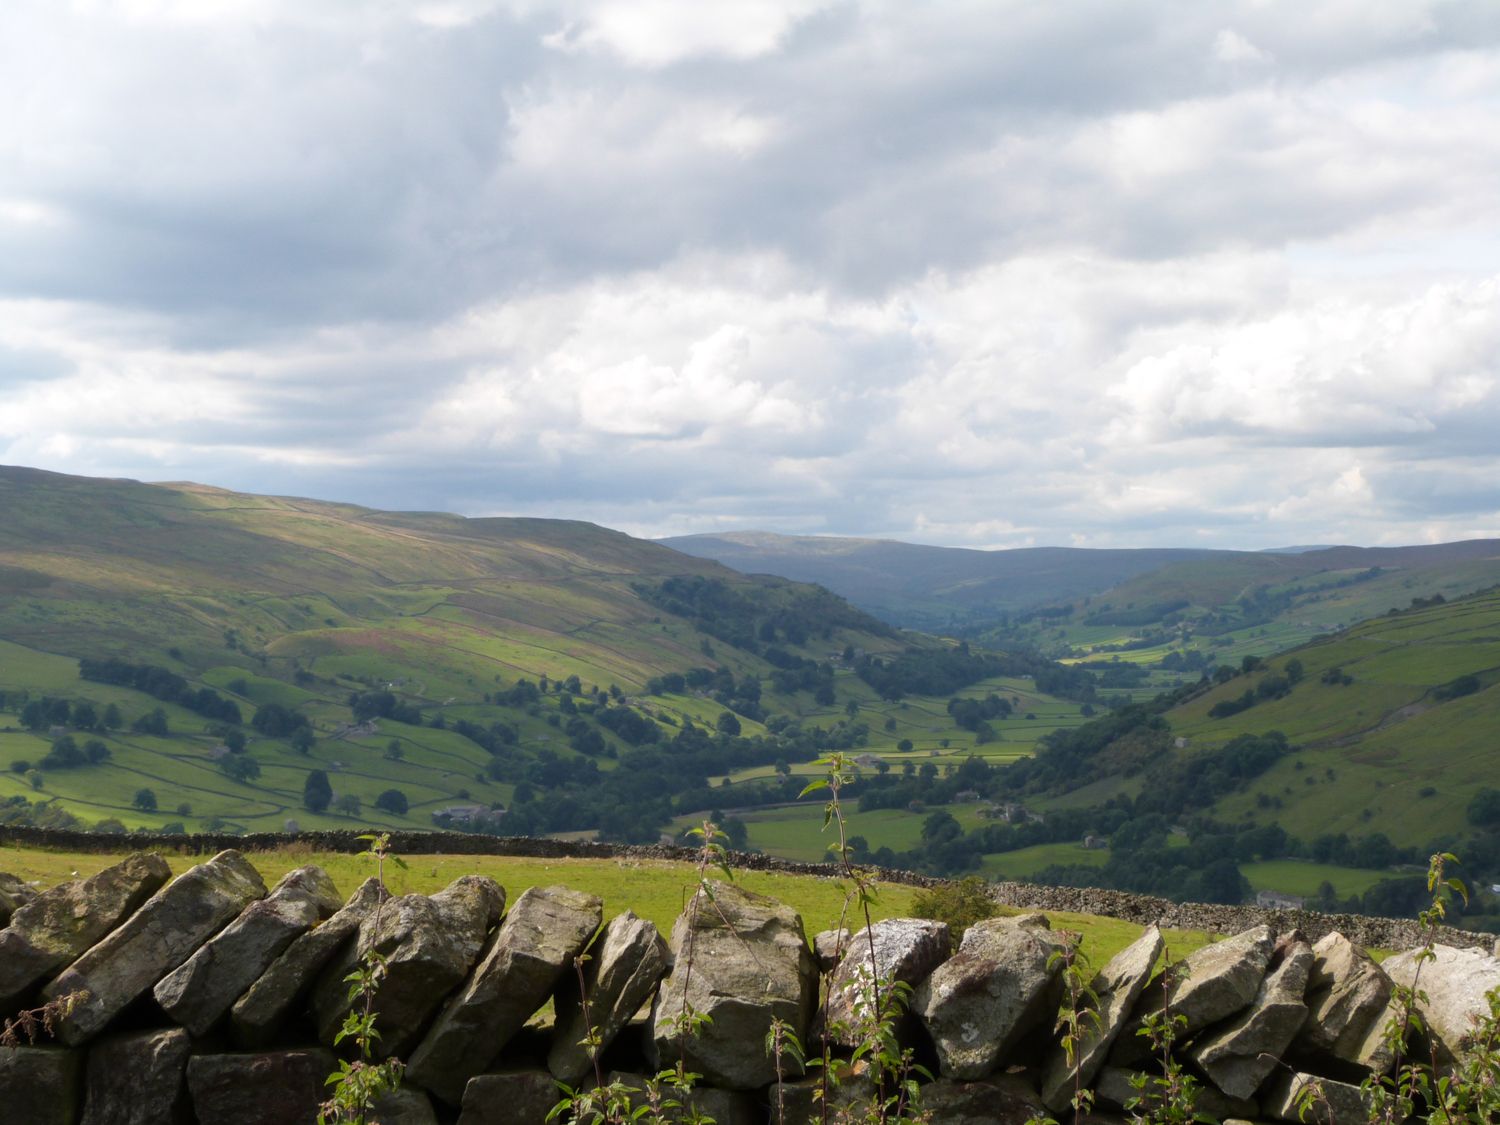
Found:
<box><xmin>223</xmin><ymin>729</ymin><xmax>247</xmax><ymax>753</ymax></box>
<box><xmin>72</xmin><ymin>701</ymin><xmax>98</xmax><ymax>730</ymax></box>
<box><xmin>132</xmin><ymin>788</ymin><xmax>158</xmax><ymax>812</ymax></box>
<box><xmin>84</xmin><ymin>739</ymin><xmax>111</xmax><ymax>764</ymax></box>
<box><xmin>715</xmin><ymin>711</ymin><xmax>741</xmax><ymax>737</ymax></box>
<box><xmin>102</xmin><ymin>703</ymin><xmax>122</xmax><ymax>729</ymax></box>
<box><xmin>303</xmin><ymin>769</ymin><xmax>333</xmax><ymax>813</ymax></box>
<box><xmin>131</xmin><ymin>707</ymin><xmax>169</xmax><ymax>736</ymax></box>
<box><xmin>220</xmin><ymin>755</ymin><xmax>261</xmax><ymax>782</ymax></box>
<box><xmin>896</xmin><ymin>738</ymin><xmax>914</xmax><ymax>752</ymax></box>
<box><xmin>290</xmin><ymin>726</ymin><xmax>315</xmax><ymax>754</ymax></box>
<box><xmin>374</xmin><ymin>788</ymin><xmax>409</xmax><ymax>815</ymax></box>
<box><xmin>384</xmin><ymin>740</ymin><xmax>404</xmax><ymax>761</ymax></box>
<box><xmin>335</xmin><ymin>793</ymin><xmax>362</xmax><ymax>816</ymax></box>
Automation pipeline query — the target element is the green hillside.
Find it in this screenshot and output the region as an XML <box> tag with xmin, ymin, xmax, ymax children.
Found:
<box><xmin>0</xmin><ymin>466</ymin><xmax>1086</xmax><ymax>848</ymax></box>
<box><xmin>1166</xmin><ymin>586</ymin><xmax>1500</xmax><ymax>845</ymax></box>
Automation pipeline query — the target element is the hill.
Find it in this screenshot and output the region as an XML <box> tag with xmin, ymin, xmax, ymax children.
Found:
<box><xmin>666</xmin><ymin>529</ymin><xmax>1500</xmax><ymax>671</ymax></box>
<box><xmin>662</xmin><ymin>530</ymin><xmax>1221</xmax><ymax>629</ymax></box>
<box><xmin>0</xmin><ymin>466</ymin><xmax>1083</xmax><ymax>847</ymax></box>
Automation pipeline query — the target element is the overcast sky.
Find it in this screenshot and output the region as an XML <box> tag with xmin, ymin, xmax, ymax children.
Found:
<box><xmin>3</xmin><ymin>2</ymin><xmax>1500</xmax><ymax>550</ymax></box>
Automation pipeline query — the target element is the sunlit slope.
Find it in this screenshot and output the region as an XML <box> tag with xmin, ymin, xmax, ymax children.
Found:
<box><xmin>0</xmin><ymin>465</ymin><xmax>749</xmax><ymax>684</ymax></box>
<box><xmin>1167</xmin><ymin>587</ymin><xmax>1500</xmax><ymax>845</ymax></box>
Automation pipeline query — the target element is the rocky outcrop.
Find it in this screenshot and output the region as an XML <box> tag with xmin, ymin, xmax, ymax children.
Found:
<box><xmin>81</xmin><ymin>1027</ymin><xmax>191</xmax><ymax>1125</ymax></box>
<box><xmin>548</xmin><ymin>908</ymin><xmax>669</xmax><ymax>1083</ymax></box>
<box><xmin>154</xmin><ymin>865</ymin><xmax>341</xmax><ymax>1036</ymax></box>
<box><xmin>913</xmin><ymin>914</ymin><xmax>1070</xmax><ymax>1079</ymax></box>
<box><xmin>0</xmin><ymin>852</ymin><xmax>171</xmax><ymax>1010</ymax></box>
<box><xmin>1383</xmin><ymin>942</ymin><xmax>1500</xmax><ymax>1064</ymax></box>
<box><xmin>41</xmin><ymin>850</ymin><xmax>266</xmax><ymax>1045</ymax></box>
<box><xmin>229</xmin><ymin>876</ymin><xmax>387</xmax><ymax>1046</ymax></box>
<box><xmin>312</xmin><ymin>874</ymin><xmax>504</xmax><ymax>1057</ymax></box>
<box><xmin>1110</xmin><ymin>924</ymin><xmax>1276</xmax><ymax>1067</ymax></box>
<box><xmin>650</xmin><ymin>880</ymin><xmax>818</xmax><ymax>1090</ymax></box>
<box><xmin>1190</xmin><ymin>936</ymin><xmax>1313</xmax><ymax>1098</ymax></box>
<box><xmin>821</xmin><ymin>918</ymin><xmax>950</xmax><ymax>1048</ymax></box>
<box><xmin>1264</xmin><ymin>1070</ymin><xmax>1372</xmax><ymax>1125</ymax></box>
<box><xmin>1039</xmin><ymin>923</ymin><xmax>1162</xmax><ymax>1112</ymax></box>
<box><xmin>457</xmin><ymin>1070</ymin><xmax>567</xmax><ymax>1125</ymax></box>
<box><xmin>0</xmin><ymin>871</ymin><xmax>36</xmax><ymax>926</ymax></box>
<box><xmin>406</xmin><ymin>884</ymin><xmax>602</xmax><ymax>1104</ymax></box>
<box><xmin>1294</xmin><ymin>930</ymin><xmax>1394</xmax><ymax>1073</ymax></box>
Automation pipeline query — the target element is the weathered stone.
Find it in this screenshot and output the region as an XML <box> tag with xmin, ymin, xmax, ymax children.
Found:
<box><xmin>0</xmin><ymin>870</ymin><xmax>37</xmax><ymax>926</ymax></box>
<box><xmin>1190</xmin><ymin>937</ymin><xmax>1313</xmax><ymax>1099</ymax></box>
<box><xmin>649</xmin><ymin>880</ymin><xmax>818</xmax><ymax>1091</ymax></box>
<box><xmin>1094</xmin><ymin>1066</ymin><xmax>1257</xmax><ymax>1121</ymax></box>
<box><xmin>769</xmin><ymin>1071</ymin><xmax>874</xmax><ymax>1124</ymax></box>
<box><xmin>186</xmin><ymin>1049</ymin><xmax>335</xmax><ymax>1125</ymax></box>
<box><xmin>407</xmin><ymin>884</ymin><xmax>601</xmax><ymax>1104</ymax></box>
<box><xmin>821</xmin><ymin>918</ymin><xmax>950</xmax><ymax>1047</ymax></box>
<box><xmin>1109</xmin><ymin>924</ymin><xmax>1275</xmax><ymax>1067</ymax></box>
<box><xmin>921</xmin><ymin>1073</ymin><xmax>1049</xmax><ymax>1125</ymax></box>
<box><xmin>1294</xmin><ymin>931</ymin><xmax>1394</xmax><ymax>1071</ymax></box>
<box><xmin>42</xmin><ymin>849</ymin><xmax>266</xmax><ymax>1045</ymax></box>
<box><xmin>371</xmin><ymin>1086</ymin><xmax>441</xmax><ymax>1125</ymax></box>
<box><xmin>548</xmin><ymin>908</ymin><xmax>667</xmax><ymax>1083</ymax></box>
<box><xmin>813</xmin><ymin>927</ymin><xmax>851</xmax><ymax>973</ymax></box>
<box><xmin>154</xmin><ymin>864</ymin><xmax>341</xmax><ymax>1036</ymax></box>
<box><xmin>0</xmin><ymin>1044</ymin><xmax>82</xmax><ymax>1125</ymax></box>
<box><xmin>312</xmin><ymin>874</ymin><xmax>504</xmax><ymax>1058</ymax></box>
<box><xmin>0</xmin><ymin>853</ymin><xmax>171</xmax><ymax>1010</ymax></box>
<box><xmin>230</xmin><ymin>876</ymin><xmax>386</xmax><ymax>1046</ymax></box>
<box><xmin>81</xmin><ymin>1027</ymin><xmax>191</xmax><ymax>1125</ymax></box>
<box><xmin>1040</xmin><ymin>924</ymin><xmax>1163</xmax><ymax>1112</ymax></box>
<box><xmin>1383</xmin><ymin>942</ymin><xmax>1500</xmax><ymax>1065</ymax></box>
<box><xmin>913</xmin><ymin>914</ymin><xmax>1070</xmax><ymax>1079</ymax></box>
<box><xmin>457</xmin><ymin>1070</ymin><xmax>561</xmax><ymax>1125</ymax></box>
<box><xmin>1264</xmin><ymin>1071</ymin><xmax>1371</xmax><ymax>1125</ymax></box>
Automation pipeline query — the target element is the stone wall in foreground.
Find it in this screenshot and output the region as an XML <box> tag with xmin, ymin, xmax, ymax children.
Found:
<box><xmin>4</xmin><ymin>848</ymin><xmax>1500</xmax><ymax>1124</ymax></box>
<box><xmin>2</xmin><ymin>823</ymin><xmax>1490</xmax><ymax>953</ymax></box>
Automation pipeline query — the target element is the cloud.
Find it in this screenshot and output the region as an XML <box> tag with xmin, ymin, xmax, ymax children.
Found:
<box><xmin>2</xmin><ymin>2</ymin><xmax>1500</xmax><ymax>549</ymax></box>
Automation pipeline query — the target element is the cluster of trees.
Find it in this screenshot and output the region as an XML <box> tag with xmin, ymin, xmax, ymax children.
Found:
<box><xmin>348</xmin><ymin>690</ymin><xmax>423</xmax><ymax>725</ymax></box>
<box><xmin>17</xmin><ymin>696</ymin><xmax>124</xmax><ymax>733</ymax></box>
<box><xmin>79</xmin><ymin>658</ymin><xmax>242</xmax><ymax>724</ymax></box>
<box><xmin>640</xmin><ymin>575</ymin><xmax>889</xmax><ymax>656</ymax></box>
<box><xmin>854</xmin><ymin>644</ymin><xmax>1009</xmax><ymax>701</ymax></box>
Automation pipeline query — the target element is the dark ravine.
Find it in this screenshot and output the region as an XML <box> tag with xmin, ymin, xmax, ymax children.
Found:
<box><xmin>1</xmin><ymin>823</ymin><xmax>1491</xmax><ymax>952</ymax></box>
<box><xmin>3</xmin><ymin>846</ymin><xmax>1500</xmax><ymax>1124</ymax></box>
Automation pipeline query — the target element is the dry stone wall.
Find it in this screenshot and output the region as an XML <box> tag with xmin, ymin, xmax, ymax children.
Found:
<box><xmin>4</xmin><ymin>848</ymin><xmax>1500</xmax><ymax>1124</ymax></box>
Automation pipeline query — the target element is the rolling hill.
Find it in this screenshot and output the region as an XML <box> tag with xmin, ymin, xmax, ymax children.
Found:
<box><xmin>0</xmin><ymin>466</ymin><xmax>1085</xmax><ymax>845</ymax></box>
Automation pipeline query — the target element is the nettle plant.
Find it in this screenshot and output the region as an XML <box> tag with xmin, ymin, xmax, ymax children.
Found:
<box><xmin>318</xmin><ymin>832</ymin><xmax>406</xmax><ymax>1125</ymax></box>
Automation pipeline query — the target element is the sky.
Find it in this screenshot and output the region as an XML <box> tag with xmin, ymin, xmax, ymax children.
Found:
<box><xmin>3</xmin><ymin>1</ymin><xmax>1500</xmax><ymax>551</ymax></box>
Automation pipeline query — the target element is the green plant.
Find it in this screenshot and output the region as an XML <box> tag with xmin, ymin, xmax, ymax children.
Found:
<box><xmin>793</xmin><ymin>752</ymin><xmax>930</xmax><ymax>1124</ymax></box>
<box><xmin>318</xmin><ymin>833</ymin><xmax>406</xmax><ymax>1125</ymax></box>
<box><xmin>908</xmin><ymin>876</ymin><xmax>1000</xmax><ymax>945</ymax></box>
<box><xmin>1125</xmin><ymin>961</ymin><xmax>1204</xmax><ymax>1125</ymax></box>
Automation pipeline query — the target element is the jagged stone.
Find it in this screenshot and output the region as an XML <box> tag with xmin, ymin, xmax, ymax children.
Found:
<box><xmin>548</xmin><ymin>908</ymin><xmax>668</xmax><ymax>1083</ymax></box>
<box><xmin>407</xmin><ymin>884</ymin><xmax>600</xmax><ymax>1104</ymax></box>
<box><xmin>769</xmin><ymin>1069</ymin><xmax>875</xmax><ymax>1124</ymax></box>
<box><xmin>41</xmin><ymin>850</ymin><xmax>266</xmax><ymax>1045</ymax></box>
<box><xmin>186</xmin><ymin>1049</ymin><xmax>335</xmax><ymax>1125</ymax></box>
<box><xmin>1264</xmin><ymin>1071</ymin><xmax>1371</xmax><ymax>1125</ymax></box>
<box><xmin>230</xmin><ymin>876</ymin><xmax>387</xmax><ymax>1046</ymax></box>
<box><xmin>821</xmin><ymin>918</ymin><xmax>950</xmax><ymax>1047</ymax></box>
<box><xmin>312</xmin><ymin>874</ymin><xmax>504</xmax><ymax>1058</ymax></box>
<box><xmin>81</xmin><ymin>1027</ymin><xmax>191</xmax><ymax>1125</ymax></box>
<box><xmin>0</xmin><ymin>852</ymin><xmax>171</xmax><ymax>1010</ymax></box>
<box><xmin>813</xmin><ymin>927</ymin><xmax>851</xmax><ymax>973</ymax></box>
<box><xmin>154</xmin><ymin>865</ymin><xmax>341</xmax><ymax>1036</ymax></box>
<box><xmin>1383</xmin><ymin>942</ymin><xmax>1500</xmax><ymax>1065</ymax></box>
<box><xmin>1109</xmin><ymin>924</ymin><xmax>1275</xmax><ymax>1067</ymax></box>
<box><xmin>1294</xmin><ymin>931</ymin><xmax>1394</xmax><ymax>1072</ymax></box>
<box><xmin>457</xmin><ymin>1070</ymin><xmax>562</xmax><ymax>1125</ymax></box>
<box><xmin>0</xmin><ymin>870</ymin><xmax>37</xmax><ymax>926</ymax></box>
<box><xmin>0</xmin><ymin>1044</ymin><xmax>82</xmax><ymax>1125</ymax></box>
<box><xmin>913</xmin><ymin>914</ymin><xmax>1070</xmax><ymax>1079</ymax></box>
<box><xmin>372</xmin><ymin>1086</ymin><xmax>441</xmax><ymax>1125</ymax></box>
<box><xmin>649</xmin><ymin>880</ymin><xmax>818</xmax><ymax>1091</ymax></box>
<box><xmin>1040</xmin><ymin>924</ymin><xmax>1163</xmax><ymax>1112</ymax></box>
<box><xmin>1190</xmin><ymin>936</ymin><xmax>1313</xmax><ymax>1099</ymax></box>
<box><xmin>921</xmin><ymin>1073</ymin><xmax>1049</xmax><ymax>1125</ymax></box>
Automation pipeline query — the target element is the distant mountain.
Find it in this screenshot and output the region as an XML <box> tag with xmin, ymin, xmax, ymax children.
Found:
<box><xmin>662</xmin><ymin>531</ymin><xmax>1224</xmax><ymax>628</ymax></box>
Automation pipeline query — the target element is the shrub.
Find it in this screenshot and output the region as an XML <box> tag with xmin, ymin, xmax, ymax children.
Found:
<box><xmin>910</xmin><ymin>875</ymin><xmax>1001</xmax><ymax>946</ymax></box>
